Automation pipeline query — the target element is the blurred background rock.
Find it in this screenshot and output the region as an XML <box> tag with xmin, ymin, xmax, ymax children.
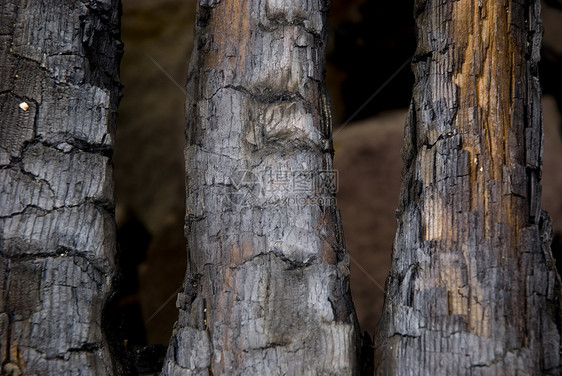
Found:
<box><xmin>114</xmin><ymin>0</ymin><xmax>562</xmax><ymax>345</ymax></box>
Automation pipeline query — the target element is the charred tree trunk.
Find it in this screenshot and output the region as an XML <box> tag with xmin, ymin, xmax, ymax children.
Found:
<box><xmin>0</xmin><ymin>1</ymin><xmax>121</xmax><ymax>374</ymax></box>
<box><xmin>375</xmin><ymin>0</ymin><xmax>562</xmax><ymax>374</ymax></box>
<box><xmin>161</xmin><ymin>1</ymin><xmax>359</xmax><ymax>375</ymax></box>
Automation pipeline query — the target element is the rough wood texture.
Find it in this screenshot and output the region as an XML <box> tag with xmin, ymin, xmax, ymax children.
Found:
<box><xmin>0</xmin><ymin>1</ymin><xmax>121</xmax><ymax>374</ymax></box>
<box><xmin>375</xmin><ymin>0</ymin><xmax>562</xmax><ymax>374</ymax></box>
<box><xmin>161</xmin><ymin>1</ymin><xmax>359</xmax><ymax>375</ymax></box>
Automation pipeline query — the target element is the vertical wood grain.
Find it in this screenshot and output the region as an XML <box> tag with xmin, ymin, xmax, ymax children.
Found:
<box><xmin>375</xmin><ymin>0</ymin><xmax>562</xmax><ymax>374</ymax></box>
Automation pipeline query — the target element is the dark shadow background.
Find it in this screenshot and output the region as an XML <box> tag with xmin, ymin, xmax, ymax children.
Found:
<box><xmin>113</xmin><ymin>0</ymin><xmax>562</xmax><ymax>346</ymax></box>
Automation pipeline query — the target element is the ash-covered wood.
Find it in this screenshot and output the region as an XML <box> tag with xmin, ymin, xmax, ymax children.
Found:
<box><xmin>0</xmin><ymin>1</ymin><xmax>122</xmax><ymax>374</ymax></box>
<box><xmin>161</xmin><ymin>1</ymin><xmax>360</xmax><ymax>375</ymax></box>
<box><xmin>375</xmin><ymin>0</ymin><xmax>562</xmax><ymax>374</ymax></box>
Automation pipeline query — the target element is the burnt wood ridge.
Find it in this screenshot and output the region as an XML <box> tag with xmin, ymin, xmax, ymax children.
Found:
<box><xmin>376</xmin><ymin>0</ymin><xmax>562</xmax><ymax>375</ymax></box>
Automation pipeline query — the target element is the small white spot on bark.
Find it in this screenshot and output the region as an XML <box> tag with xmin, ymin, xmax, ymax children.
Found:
<box><xmin>19</xmin><ymin>102</ymin><xmax>29</xmax><ymax>111</ymax></box>
<box><xmin>55</xmin><ymin>143</ymin><xmax>73</xmax><ymax>153</ymax></box>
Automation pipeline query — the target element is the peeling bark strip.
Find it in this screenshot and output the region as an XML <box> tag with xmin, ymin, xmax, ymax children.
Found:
<box><xmin>376</xmin><ymin>0</ymin><xmax>562</xmax><ymax>374</ymax></box>
<box><xmin>0</xmin><ymin>1</ymin><xmax>121</xmax><ymax>374</ymax></box>
<box><xmin>161</xmin><ymin>1</ymin><xmax>359</xmax><ymax>375</ymax></box>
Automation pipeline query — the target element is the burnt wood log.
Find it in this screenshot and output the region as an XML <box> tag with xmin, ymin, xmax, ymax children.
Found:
<box><xmin>0</xmin><ymin>1</ymin><xmax>122</xmax><ymax>374</ymax></box>
<box><xmin>375</xmin><ymin>0</ymin><xmax>562</xmax><ymax>374</ymax></box>
<box><xmin>161</xmin><ymin>1</ymin><xmax>360</xmax><ymax>375</ymax></box>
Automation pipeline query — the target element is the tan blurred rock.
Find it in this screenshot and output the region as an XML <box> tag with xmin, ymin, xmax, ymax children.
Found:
<box><xmin>334</xmin><ymin>110</ymin><xmax>406</xmax><ymax>336</ymax></box>
<box><xmin>542</xmin><ymin>95</ymin><xmax>562</xmax><ymax>237</ymax></box>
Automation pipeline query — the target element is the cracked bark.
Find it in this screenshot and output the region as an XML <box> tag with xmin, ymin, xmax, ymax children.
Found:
<box><xmin>375</xmin><ymin>0</ymin><xmax>562</xmax><ymax>374</ymax></box>
<box><xmin>161</xmin><ymin>1</ymin><xmax>360</xmax><ymax>375</ymax></box>
<box><xmin>0</xmin><ymin>1</ymin><xmax>121</xmax><ymax>374</ymax></box>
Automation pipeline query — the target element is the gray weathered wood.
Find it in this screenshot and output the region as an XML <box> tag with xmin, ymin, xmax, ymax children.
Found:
<box><xmin>161</xmin><ymin>1</ymin><xmax>360</xmax><ymax>375</ymax></box>
<box><xmin>375</xmin><ymin>0</ymin><xmax>562</xmax><ymax>374</ymax></box>
<box><xmin>0</xmin><ymin>1</ymin><xmax>121</xmax><ymax>374</ymax></box>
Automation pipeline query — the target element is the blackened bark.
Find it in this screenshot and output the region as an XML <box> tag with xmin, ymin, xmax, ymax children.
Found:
<box><xmin>161</xmin><ymin>1</ymin><xmax>359</xmax><ymax>375</ymax></box>
<box><xmin>0</xmin><ymin>1</ymin><xmax>122</xmax><ymax>374</ymax></box>
<box><xmin>375</xmin><ymin>0</ymin><xmax>562</xmax><ymax>374</ymax></box>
